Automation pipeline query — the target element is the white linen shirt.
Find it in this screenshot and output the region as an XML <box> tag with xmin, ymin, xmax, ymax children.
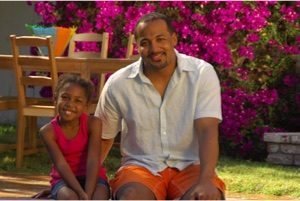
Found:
<box><xmin>95</xmin><ymin>50</ymin><xmax>222</xmax><ymax>175</ymax></box>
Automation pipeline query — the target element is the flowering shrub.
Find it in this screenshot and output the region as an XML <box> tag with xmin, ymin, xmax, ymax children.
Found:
<box><xmin>30</xmin><ymin>1</ymin><xmax>300</xmax><ymax>161</ymax></box>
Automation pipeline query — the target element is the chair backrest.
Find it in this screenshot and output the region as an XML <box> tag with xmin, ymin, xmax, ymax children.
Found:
<box><xmin>10</xmin><ymin>35</ymin><xmax>58</xmax><ymax>113</ymax></box>
<box><xmin>68</xmin><ymin>32</ymin><xmax>109</xmax><ymax>59</ymax></box>
<box><xmin>68</xmin><ymin>32</ymin><xmax>110</xmax><ymax>110</ymax></box>
<box><xmin>126</xmin><ymin>33</ymin><xmax>140</xmax><ymax>59</ymax></box>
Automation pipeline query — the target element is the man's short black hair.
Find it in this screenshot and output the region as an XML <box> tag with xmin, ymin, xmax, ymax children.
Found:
<box><xmin>134</xmin><ymin>12</ymin><xmax>175</xmax><ymax>39</ymax></box>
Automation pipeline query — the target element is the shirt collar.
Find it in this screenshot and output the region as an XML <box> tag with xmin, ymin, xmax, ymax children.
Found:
<box><xmin>127</xmin><ymin>49</ymin><xmax>196</xmax><ymax>79</ymax></box>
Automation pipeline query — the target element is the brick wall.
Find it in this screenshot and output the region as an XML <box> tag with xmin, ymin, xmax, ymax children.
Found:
<box><xmin>264</xmin><ymin>132</ymin><xmax>300</xmax><ymax>166</ymax></box>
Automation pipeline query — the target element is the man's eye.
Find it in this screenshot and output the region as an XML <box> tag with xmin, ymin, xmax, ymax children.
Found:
<box><xmin>140</xmin><ymin>41</ymin><xmax>149</xmax><ymax>47</ymax></box>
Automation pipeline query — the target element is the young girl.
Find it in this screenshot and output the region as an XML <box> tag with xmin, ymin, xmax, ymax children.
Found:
<box><xmin>40</xmin><ymin>74</ymin><xmax>109</xmax><ymax>200</ymax></box>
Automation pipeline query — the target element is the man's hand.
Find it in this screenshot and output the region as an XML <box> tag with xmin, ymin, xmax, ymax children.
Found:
<box><xmin>184</xmin><ymin>180</ymin><xmax>221</xmax><ymax>200</ymax></box>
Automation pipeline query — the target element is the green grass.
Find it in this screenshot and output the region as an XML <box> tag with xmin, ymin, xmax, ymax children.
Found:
<box><xmin>0</xmin><ymin>124</ymin><xmax>16</xmax><ymax>144</ymax></box>
<box><xmin>0</xmin><ymin>151</ymin><xmax>51</xmax><ymax>174</ymax></box>
<box><xmin>218</xmin><ymin>156</ymin><xmax>300</xmax><ymax>199</ymax></box>
<box><xmin>0</xmin><ymin>124</ymin><xmax>299</xmax><ymax>199</ymax></box>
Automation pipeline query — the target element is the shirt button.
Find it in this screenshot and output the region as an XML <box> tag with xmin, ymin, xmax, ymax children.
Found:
<box><xmin>162</xmin><ymin>131</ymin><xmax>166</xmax><ymax>135</ymax></box>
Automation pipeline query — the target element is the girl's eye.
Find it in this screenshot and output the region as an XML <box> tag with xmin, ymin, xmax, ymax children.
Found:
<box><xmin>61</xmin><ymin>95</ymin><xmax>69</xmax><ymax>100</ymax></box>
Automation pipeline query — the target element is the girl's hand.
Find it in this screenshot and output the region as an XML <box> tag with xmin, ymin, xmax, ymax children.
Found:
<box><xmin>31</xmin><ymin>188</ymin><xmax>51</xmax><ymax>199</ymax></box>
<box><xmin>78</xmin><ymin>191</ymin><xmax>89</xmax><ymax>200</ymax></box>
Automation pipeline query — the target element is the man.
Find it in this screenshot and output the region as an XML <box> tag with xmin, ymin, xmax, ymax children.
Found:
<box><xmin>96</xmin><ymin>12</ymin><xmax>225</xmax><ymax>200</ymax></box>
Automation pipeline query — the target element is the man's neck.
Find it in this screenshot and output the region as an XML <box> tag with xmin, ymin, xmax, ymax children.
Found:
<box><xmin>143</xmin><ymin>63</ymin><xmax>177</xmax><ymax>98</ymax></box>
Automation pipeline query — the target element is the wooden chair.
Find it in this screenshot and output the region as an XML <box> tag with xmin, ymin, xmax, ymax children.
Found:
<box><xmin>0</xmin><ymin>97</ymin><xmax>18</xmax><ymax>110</ymax></box>
<box><xmin>126</xmin><ymin>33</ymin><xmax>140</xmax><ymax>59</ymax></box>
<box><xmin>10</xmin><ymin>35</ymin><xmax>58</xmax><ymax>168</ymax></box>
<box><xmin>68</xmin><ymin>32</ymin><xmax>110</xmax><ymax>113</ymax></box>
<box><xmin>68</xmin><ymin>32</ymin><xmax>109</xmax><ymax>59</ymax></box>
<box><xmin>0</xmin><ymin>53</ymin><xmax>18</xmax><ymax>153</ymax></box>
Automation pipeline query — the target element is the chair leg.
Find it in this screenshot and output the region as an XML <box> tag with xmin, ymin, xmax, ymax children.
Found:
<box><xmin>32</xmin><ymin>116</ymin><xmax>38</xmax><ymax>150</ymax></box>
<box><xmin>28</xmin><ymin>116</ymin><xmax>37</xmax><ymax>149</ymax></box>
<box><xmin>16</xmin><ymin>115</ymin><xmax>26</xmax><ymax>168</ymax></box>
<box><xmin>99</xmin><ymin>73</ymin><xmax>106</xmax><ymax>96</ymax></box>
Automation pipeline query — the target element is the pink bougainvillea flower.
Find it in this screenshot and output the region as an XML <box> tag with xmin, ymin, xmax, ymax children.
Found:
<box><xmin>236</xmin><ymin>67</ymin><xmax>249</xmax><ymax>80</ymax></box>
<box><xmin>246</xmin><ymin>33</ymin><xmax>260</xmax><ymax>43</ymax></box>
<box><xmin>280</xmin><ymin>4</ymin><xmax>299</xmax><ymax>22</ymax></box>
<box><xmin>238</xmin><ymin>45</ymin><xmax>255</xmax><ymax>60</ymax></box>
<box><xmin>283</xmin><ymin>75</ymin><xmax>299</xmax><ymax>87</ymax></box>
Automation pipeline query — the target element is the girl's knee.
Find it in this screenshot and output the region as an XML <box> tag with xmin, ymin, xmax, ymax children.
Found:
<box><xmin>57</xmin><ymin>187</ymin><xmax>79</xmax><ymax>200</ymax></box>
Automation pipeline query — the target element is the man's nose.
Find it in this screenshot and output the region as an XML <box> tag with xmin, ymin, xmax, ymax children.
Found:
<box><xmin>149</xmin><ymin>41</ymin><xmax>160</xmax><ymax>52</ymax></box>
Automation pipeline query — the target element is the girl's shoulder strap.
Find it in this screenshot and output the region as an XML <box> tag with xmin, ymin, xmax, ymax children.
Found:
<box><xmin>79</xmin><ymin>112</ymin><xmax>89</xmax><ymax>137</ymax></box>
<box><xmin>80</xmin><ymin>112</ymin><xmax>88</xmax><ymax>122</ymax></box>
<box><xmin>50</xmin><ymin>115</ymin><xmax>64</xmax><ymax>139</ymax></box>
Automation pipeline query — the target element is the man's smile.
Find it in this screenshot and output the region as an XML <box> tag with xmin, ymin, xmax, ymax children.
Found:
<box><xmin>150</xmin><ymin>52</ymin><xmax>164</xmax><ymax>62</ymax></box>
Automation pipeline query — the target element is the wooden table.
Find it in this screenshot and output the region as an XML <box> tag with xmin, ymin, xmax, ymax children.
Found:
<box><xmin>0</xmin><ymin>54</ymin><xmax>137</xmax><ymax>79</ymax></box>
<box><xmin>0</xmin><ymin>54</ymin><xmax>137</xmax><ymax>153</ymax></box>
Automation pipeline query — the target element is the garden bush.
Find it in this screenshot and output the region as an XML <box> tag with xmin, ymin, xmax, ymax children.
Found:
<box><xmin>29</xmin><ymin>1</ymin><xmax>300</xmax><ymax>161</ymax></box>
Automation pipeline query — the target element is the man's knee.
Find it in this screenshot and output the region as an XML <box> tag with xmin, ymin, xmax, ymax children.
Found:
<box><xmin>115</xmin><ymin>182</ymin><xmax>156</xmax><ymax>200</ymax></box>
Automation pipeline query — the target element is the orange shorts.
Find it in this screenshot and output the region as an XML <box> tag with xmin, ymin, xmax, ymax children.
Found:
<box><xmin>110</xmin><ymin>164</ymin><xmax>226</xmax><ymax>200</ymax></box>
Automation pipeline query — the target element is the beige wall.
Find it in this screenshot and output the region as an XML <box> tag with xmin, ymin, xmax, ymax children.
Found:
<box><xmin>0</xmin><ymin>1</ymin><xmax>41</xmax><ymax>54</ymax></box>
<box><xmin>0</xmin><ymin>1</ymin><xmax>41</xmax><ymax>124</ymax></box>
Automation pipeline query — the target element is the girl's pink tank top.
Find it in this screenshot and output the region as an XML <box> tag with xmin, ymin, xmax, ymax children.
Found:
<box><xmin>49</xmin><ymin>113</ymin><xmax>107</xmax><ymax>186</ymax></box>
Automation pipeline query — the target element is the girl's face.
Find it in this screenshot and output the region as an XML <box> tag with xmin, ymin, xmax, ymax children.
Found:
<box><xmin>56</xmin><ymin>83</ymin><xmax>88</xmax><ymax>123</ymax></box>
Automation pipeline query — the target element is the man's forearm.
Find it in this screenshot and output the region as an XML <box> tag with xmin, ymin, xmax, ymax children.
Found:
<box><xmin>197</xmin><ymin>124</ymin><xmax>219</xmax><ymax>181</ymax></box>
<box><xmin>101</xmin><ymin>138</ymin><xmax>115</xmax><ymax>163</ymax></box>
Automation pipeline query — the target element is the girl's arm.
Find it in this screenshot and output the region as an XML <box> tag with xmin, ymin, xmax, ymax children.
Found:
<box><xmin>39</xmin><ymin>124</ymin><xmax>88</xmax><ymax>199</ymax></box>
<box><xmin>85</xmin><ymin>116</ymin><xmax>102</xmax><ymax>199</ymax></box>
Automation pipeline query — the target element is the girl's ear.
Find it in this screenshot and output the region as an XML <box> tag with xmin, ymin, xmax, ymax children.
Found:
<box><xmin>53</xmin><ymin>94</ymin><xmax>58</xmax><ymax>105</ymax></box>
<box><xmin>84</xmin><ymin>101</ymin><xmax>90</xmax><ymax>113</ymax></box>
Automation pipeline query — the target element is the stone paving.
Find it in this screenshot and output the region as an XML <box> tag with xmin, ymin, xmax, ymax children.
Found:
<box><xmin>0</xmin><ymin>173</ymin><xmax>49</xmax><ymax>199</ymax></box>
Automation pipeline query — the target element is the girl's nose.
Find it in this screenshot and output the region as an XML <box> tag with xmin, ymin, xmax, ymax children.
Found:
<box><xmin>65</xmin><ymin>99</ymin><xmax>74</xmax><ymax>107</ymax></box>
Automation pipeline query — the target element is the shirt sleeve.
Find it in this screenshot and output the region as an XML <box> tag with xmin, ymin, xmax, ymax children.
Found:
<box><xmin>194</xmin><ymin>64</ymin><xmax>222</xmax><ymax>121</ymax></box>
<box><xmin>94</xmin><ymin>79</ymin><xmax>121</xmax><ymax>139</ymax></box>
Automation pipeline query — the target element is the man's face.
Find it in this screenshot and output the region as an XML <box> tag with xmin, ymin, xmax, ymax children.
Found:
<box><xmin>135</xmin><ymin>19</ymin><xmax>177</xmax><ymax>71</ymax></box>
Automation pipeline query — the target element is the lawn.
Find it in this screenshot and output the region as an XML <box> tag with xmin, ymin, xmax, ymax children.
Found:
<box><xmin>218</xmin><ymin>156</ymin><xmax>300</xmax><ymax>199</ymax></box>
<box><xmin>0</xmin><ymin>125</ymin><xmax>299</xmax><ymax>199</ymax></box>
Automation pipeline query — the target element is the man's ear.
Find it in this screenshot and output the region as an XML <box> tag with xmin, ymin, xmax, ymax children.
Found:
<box><xmin>171</xmin><ymin>32</ymin><xmax>178</xmax><ymax>46</ymax></box>
<box><xmin>136</xmin><ymin>38</ymin><xmax>142</xmax><ymax>54</ymax></box>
